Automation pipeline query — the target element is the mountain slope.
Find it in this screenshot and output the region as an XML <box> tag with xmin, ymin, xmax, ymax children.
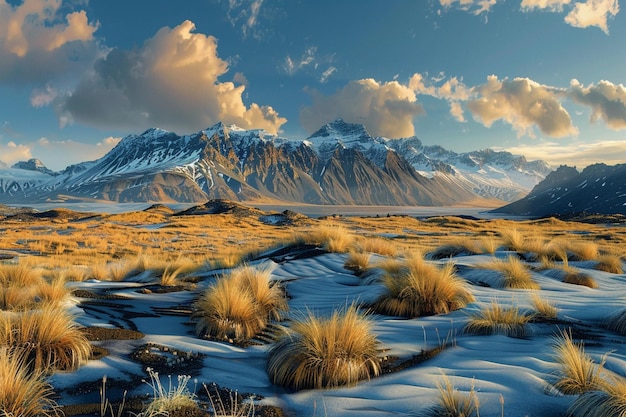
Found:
<box><xmin>0</xmin><ymin>120</ymin><xmax>552</xmax><ymax>206</ymax></box>
<box><xmin>492</xmin><ymin>163</ymin><xmax>626</xmax><ymax>216</ymax></box>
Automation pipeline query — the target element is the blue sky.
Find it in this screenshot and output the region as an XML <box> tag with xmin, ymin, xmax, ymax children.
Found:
<box><xmin>1</xmin><ymin>0</ymin><xmax>626</xmax><ymax>171</ymax></box>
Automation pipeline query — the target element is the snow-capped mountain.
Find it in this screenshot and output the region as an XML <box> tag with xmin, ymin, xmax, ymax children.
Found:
<box><xmin>492</xmin><ymin>163</ymin><xmax>626</xmax><ymax>216</ymax></box>
<box><xmin>0</xmin><ymin>159</ymin><xmax>56</xmax><ymax>197</ymax></box>
<box><xmin>0</xmin><ymin>120</ymin><xmax>552</xmax><ymax>205</ymax></box>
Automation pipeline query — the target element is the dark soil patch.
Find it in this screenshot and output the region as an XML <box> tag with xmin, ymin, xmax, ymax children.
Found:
<box><xmin>83</xmin><ymin>326</ymin><xmax>145</xmax><ymax>341</ymax></box>
<box><xmin>381</xmin><ymin>345</ymin><xmax>448</xmax><ymax>374</ymax></box>
<box><xmin>137</xmin><ymin>284</ymin><xmax>189</xmax><ymax>294</ymax></box>
<box><xmin>130</xmin><ymin>343</ymin><xmax>205</xmax><ymax>375</ymax></box>
<box><xmin>89</xmin><ymin>345</ymin><xmax>110</xmax><ymax>360</ymax></box>
<box><xmin>73</xmin><ymin>289</ymin><xmax>129</xmax><ymax>300</ymax></box>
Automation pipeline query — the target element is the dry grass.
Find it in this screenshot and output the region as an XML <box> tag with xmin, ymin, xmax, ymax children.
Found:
<box><xmin>0</xmin><ymin>347</ymin><xmax>57</xmax><ymax>417</ymax></box>
<box><xmin>562</xmin><ymin>269</ymin><xmax>599</xmax><ymax>289</ymax></box>
<box><xmin>344</xmin><ymin>252</ymin><xmax>371</xmax><ymax>275</ymax></box>
<box><xmin>357</xmin><ymin>237</ymin><xmax>398</xmax><ymax>257</ymax></box>
<box><xmin>479</xmin><ymin>236</ymin><xmax>499</xmax><ymax>254</ymax></box>
<box><xmin>428</xmin><ymin>238</ymin><xmax>481</xmax><ymax>260</ymax></box>
<box><xmin>0</xmin><ymin>264</ymin><xmax>43</xmax><ymax>288</ymax></box>
<box><xmin>464</xmin><ymin>301</ymin><xmax>530</xmax><ymax>338</ymax></box>
<box><xmin>0</xmin><ymin>305</ymin><xmax>92</xmax><ymax>372</ymax></box>
<box><xmin>35</xmin><ymin>276</ymin><xmax>72</xmax><ymax>306</ymax></box>
<box><xmin>138</xmin><ymin>368</ymin><xmax>198</xmax><ymax>417</ymax></box>
<box><xmin>606</xmin><ymin>308</ymin><xmax>626</xmax><ymax>336</ymax></box>
<box><xmin>426</xmin><ymin>374</ymin><xmax>479</xmax><ymax>417</ymax></box>
<box><xmin>267</xmin><ymin>305</ymin><xmax>381</xmax><ymax>390</ymax></box>
<box><xmin>372</xmin><ymin>256</ymin><xmax>474</xmax><ymax>318</ymax></box>
<box><xmin>550</xmin><ymin>330</ymin><xmax>605</xmax><ymax>395</ymax></box>
<box><xmin>478</xmin><ymin>256</ymin><xmax>540</xmax><ymax>290</ymax></box>
<box><xmin>294</xmin><ymin>224</ymin><xmax>356</xmax><ymax>253</ymax></box>
<box><xmin>595</xmin><ymin>254</ymin><xmax>624</xmax><ymax>274</ymax></box>
<box><xmin>500</xmin><ymin>229</ymin><xmax>525</xmax><ymax>252</ymax></box>
<box><xmin>567</xmin><ymin>241</ymin><xmax>600</xmax><ymax>261</ymax></box>
<box><xmin>194</xmin><ymin>266</ymin><xmax>287</xmax><ymax>342</ymax></box>
<box><xmin>567</xmin><ymin>375</ymin><xmax>626</xmax><ymax>417</ymax></box>
<box><xmin>530</xmin><ymin>293</ymin><xmax>557</xmax><ymax>320</ymax></box>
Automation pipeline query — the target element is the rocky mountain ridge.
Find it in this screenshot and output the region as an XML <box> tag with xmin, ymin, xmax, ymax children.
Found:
<box><xmin>0</xmin><ymin>120</ymin><xmax>552</xmax><ymax>205</ymax></box>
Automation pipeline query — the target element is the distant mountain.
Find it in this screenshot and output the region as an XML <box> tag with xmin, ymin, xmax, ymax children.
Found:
<box><xmin>492</xmin><ymin>163</ymin><xmax>626</xmax><ymax>216</ymax></box>
<box><xmin>0</xmin><ymin>120</ymin><xmax>552</xmax><ymax>205</ymax></box>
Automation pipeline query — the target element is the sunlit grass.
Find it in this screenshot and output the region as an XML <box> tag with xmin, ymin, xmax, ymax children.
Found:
<box><xmin>426</xmin><ymin>373</ymin><xmax>479</xmax><ymax>417</ymax></box>
<box><xmin>464</xmin><ymin>301</ymin><xmax>530</xmax><ymax>338</ymax></box>
<box><xmin>478</xmin><ymin>256</ymin><xmax>540</xmax><ymax>290</ymax></box>
<box><xmin>550</xmin><ymin>330</ymin><xmax>605</xmax><ymax>395</ymax></box>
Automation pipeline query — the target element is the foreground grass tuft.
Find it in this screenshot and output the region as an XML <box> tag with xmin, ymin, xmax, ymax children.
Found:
<box><xmin>530</xmin><ymin>293</ymin><xmax>558</xmax><ymax>321</ymax></box>
<box><xmin>0</xmin><ymin>305</ymin><xmax>92</xmax><ymax>372</ymax></box>
<box><xmin>606</xmin><ymin>308</ymin><xmax>626</xmax><ymax>336</ymax></box>
<box><xmin>464</xmin><ymin>301</ymin><xmax>530</xmax><ymax>338</ymax></box>
<box><xmin>0</xmin><ymin>347</ymin><xmax>57</xmax><ymax>417</ymax></box>
<box><xmin>267</xmin><ymin>305</ymin><xmax>381</xmax><ymax>390</ymax></box>
<box><xmin>194</xmin><ymin>266</ymin><xmax>287</xmax><ymax>342</ymax></box>
<box><xmin>426</xmin><ymin>373</ymin><xmax>479</xmax><ymax>417</ymax></box>
<box><xmin>138</xmin><ymin>368</ymin><xmax>198</xmax><ymax>417</ymax></box>
<box><xmin>371</xmin><ymin>255</ymin><xmax>474</xmax><ymax>318</ymax></box>
<box><xmin>478</xmin><ymin>256</ymin><xmax>540</xmax><ymax>290</ymax></box>
<box><xmin>551</xmin><ymin>330</ymin><xmax>605</xmax><ymax>395</ymax></box>
<box><xmin>566</xmin><ymin>375</ymin><xmax>626</xmax><ymax>417</ymax></box>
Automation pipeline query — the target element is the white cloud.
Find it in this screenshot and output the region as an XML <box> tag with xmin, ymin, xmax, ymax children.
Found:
<box><xmin>564</xmin><ymin>0</ymin><xmax>619</xmax><ymax>34</ymax></box>
<box><xmin>409</xmin><ymin>72</ymin><xmax>472</xmax><ymax>122</ymax></box>
<box><xmin>0</xmin><ymin>0</ymin><xmax>100</xmax><ymax>84</ymax></box>
<box><xmin>520</xmin><ymin>0</ymin><xmax>572</xmax><ymax>11</ymax></box>
<box><xmin>53</xmin><ymin>20</ymin><xmax>286</xmax><ymax>134</ymax></box>
<box><xmin>282</xmin><ymin>47</ymin><xmax>317</xmax><ymax>76</ymax></box>
<box><xmin>499</xmin><ymin>139</ymin><xmax>626</xmax><ymax>168</ymax></box>
<box><xmin>439</xmin><ymin>0</ymin><xmax>500</xmax><ymax>15</ymax></box>
<box><xmin>569</xmin><ymin>79</ymin><xmax>626</xmax><ymax>129</ymax></box>
<box><xmin>320</xmin><ymin>67</ymin><xmax>337</xmax><ymax>84</ymax></box>
<box><xmin>225</xmin><ymin>0</ymin><xmax>267</xmax><ymax>39</ymax></box>
<box><xmin>300</xmin><ymin>78</ymin><xmax>424</xmax><ymax>138</ymax></box>
<box><xmin>0</xmin><ymin>141</ymin><xmax>32</xmax><ymax>166</ymax></box>
<box><xmin>30</xmin><ymin>85</ymin><xmax>59</xmax><ymax>107</ymax></box>
<box><xmin>467</xmin><ymin>75</ymin><xmax>577</xmax><ymax>138</ymax></box>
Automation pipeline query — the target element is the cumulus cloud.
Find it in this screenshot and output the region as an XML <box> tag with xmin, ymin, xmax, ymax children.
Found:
<box><xmin>520</xmin><ymin>0</ymin><xmax>572</xmax><ymax>11</ymax></box>
<box><xmin>300</xmin><ymin>78</ymin><xmax>424</xmax><ymax>138</ymax></box>
<box><xmin>439</xmin><ymin>0</ymin><xmax>500</xmax><ymax>15</ymax></box>
<box><xmin>0</xmin><ymin>0</ymin><xmax>100</xmax><ymax>84</ymax></box>
<box><xmin>467</xmin><ymin>75</ymin><xmax>577</xmax><ymax>138</ymax></box>
<box><xmin>564</xmin><ymin>0</ymin><xmax>619</xmax><ymax>34</ymax></box>
<box><xmin>54</xmin><ymin>20</ymin><xmax>286</xmax><ymax>134</ymax></box>
<box><xmin>0</xmin><ymin>141</ymin><xmax>33</xmax><ymax>166</ymax></box>
<box><xmin>499</xmin><ymin>139</ymin><xmax>626</xmax><ymax>168</ymax></box>
<box><xmin>569</xmin><ymin>79</ymin><xmax>626</xmax><ymax>129</ymax></box>
<box><xmin>409</xmin><ymin>73</ymin><xmax>471</xmax><ymax>122</ymax></box>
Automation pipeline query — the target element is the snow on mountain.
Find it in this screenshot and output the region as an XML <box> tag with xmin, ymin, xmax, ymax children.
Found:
<box><xmin>0</xmin><ymin>120</ymin><xmax>553</xmax><ymax>205</ymax></box>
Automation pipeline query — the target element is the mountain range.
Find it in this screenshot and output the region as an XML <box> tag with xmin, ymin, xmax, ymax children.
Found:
<box><xmin>492</xmin><ymin>163</ymin><xmax>626</xmax><ymax>217</ymax></box>
<box><xmin>0</xmin><ymin>119</ymin><xmax>552</xmax><ymax>206</ymax></box>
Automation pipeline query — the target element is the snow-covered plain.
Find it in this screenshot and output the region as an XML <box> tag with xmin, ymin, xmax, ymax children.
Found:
<box><xmin>51</xmin><ymin>247</ymin><xmax>626</xmax><ymax>417</ymax></box>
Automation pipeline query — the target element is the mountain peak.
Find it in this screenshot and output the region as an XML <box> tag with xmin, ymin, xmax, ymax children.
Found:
<box><xmin>11</xmin><ymin>158</ymin><xmax>55</xmax><ymax>175</ymax></box>
<box><xmin>307</xmin><ymin>119</ymin><xmax>372</xmax><ymax>140</ymax></box>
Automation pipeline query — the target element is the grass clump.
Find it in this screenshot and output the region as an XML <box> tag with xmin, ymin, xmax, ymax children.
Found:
<box><xmin>357</xmin><ymin>237</ymin><xmax>398</xmax><ymax>257</ymax></box>
<box><xmin>194</xmin><ymin>266</ymin><xmax>287</xmax><ymax>342</ymax></box>
<box><xmin>293</xmin><ymin>224</ymin><xmax>355</xmax><ymax>253</ymax></box>
<box><xmin>530</xmin><ymin>293</ymin><xmax>558</xmax><ymax>321</ymax></box>
<box><xmin>478</xmin><ymin>256</ymin><xmax>540</xmax><ymax>290</ymax></box>
<box><xmin>567</xmin><ymin>375</ymin><xmax>626</xmax><ymax>417</ymax></box>
<box><xmin>428</xmin><ymin>239</ymin><xmax>481</xmax><ymax>260</ymax></box>
<box><xmin>562</xmin><ymin>268</ymin><xmax>598</xmax><ymax>289</ymax></box>
<box><xmin>0</xmin><ymin>305</ymin><xmax>92</xmax><ymax>372</ymax></box>
<box><xmin>426</xmin><ymin>374</ymin><xmax>479</xmax><ymax>417</ymax></box>
<box><xmin>567</xmin><ymin>241</ymin><xmax>600</xmax><ymax>261</ymax></box>
<box><xmin>267</xmin><ymin>305</ymin><xmax>381</xmax><ymax>390</ymax></box>
<box><xmin>595</xmin><ymin>254</ymin><xmax>624</xmax><ymax>274</ymax></box>
<box><xmin>138</xmin><ymin>368</ymin><xmax>198</xmax><ymax>417</ymax></box>
<box><xmin>464</xmin><ymin>301</ymin><xmax>530</xmax><ymax>338</ymax></box>
<box><xmin>344</xmin><ymin>252</ymin><xmax>371</xmax><ymax>275</ymax></box>
<box><xmin>0</xmin><ymin>347</ymin><xmax>57</xmax><ymax>417</ymax></box>
<box><xmin>371</xmin><ymin>255</ymin><xmax>474</xmax><ymax>318</ymax></box>
<box><xmin>550</xmin><ymin>330</ymin><xmax>605</xmax><ymax>395</ymax></box>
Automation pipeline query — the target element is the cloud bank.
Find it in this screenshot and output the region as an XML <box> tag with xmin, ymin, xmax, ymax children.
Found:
<box><xmin>54</xmin><ymin>20</ymin><xmax>286</xmax><ymax>134</ymax></box>
<box><xmin>300</xmin><ymin>79</ymin><xmax>424</xmax><ymax>138</ymax></box>
<box><xmin>0</xmin><ymin>0</ymin><xmax>100</xmax><ymax>84</ymax></box>
<box><xmin>569</xmin><ymin>79</ymin><xmax>626</xmax><ymax>129</ymax></box>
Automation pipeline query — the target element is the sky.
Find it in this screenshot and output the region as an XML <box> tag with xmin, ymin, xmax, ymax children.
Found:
<box><xmin>1</xmin><ymin>0</ymin><xmax>626</xmax><ymax>171</ymax></box>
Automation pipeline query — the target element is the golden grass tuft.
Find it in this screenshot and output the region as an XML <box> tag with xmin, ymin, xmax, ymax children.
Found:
<box><xmin>344</xmin><ymin>252</ymin><xmax>371</xmax><ymax>275</ymax></box>
<box><xmin>267</xmin><ymin>305</ymin><xmax>381</xmax><ymax>390</ymax></box>
<box><xmin>478</xmin><ymin>256</ymin><xmax>540</xmax><ymax>290</ymax></box>
<box><xmin>500</xmin><ymin>229</ymin><xmax>525</xmax><ymax>252</ymax></box>
<box><xmin>35</xmin><ymin>276</ymin><xmax>71</xmax><ymax>306</ymax></box>
<box><xmin>0</xmin><ymin>264</ymin><xmax>43</xmax><ymax>287</ymax></box>
<box><xmin>428</xmin><ymin>238</ymin><xmax>481</xmax><ymax>260</ymax></box>
<box><xmin>357</xmin><ymin>237</ymin><xmax>398</xmax><ymax>257</ymax></box>
<box><xmin>567</xmin><ymin>375</ymin><xmax>626</xmax><ymax>417</ymax></box>
<box><xmin>138</xmin><ymin>368</ymin><xmax>198</xmax><ymax>417</ymax></box>
<box><xmin>530</xmin><ymin>293</ymin><xmax>557</xmax><ymax>320</ymax></box>
<box><xmin>562</xmin><ymin>269</ymin><xmax>599</xmax><ymax>289</ymax></box>
<box><xmin>194</xmin><ymin>266</ymin><xmax>287</xmax><ymax>342</ymax></box>
<box><xmin>0</xmin><ymin>305</ymin><xmax>92</xmax><ymax>372</ymax></box>
<box><xmin>463</xmin><ymin>301</ymin><xmax>530</xmax><ymax>338</ymax></box>
<box><xmin>0</xmin><ymin>347</ymin><xmax>57</xmax><ymax>417</ymax></box>
<box><xmin>371</xmin><ymin>255</ymin><xmax>474</xmax><ymax>318</ymax></box>
<box><xmin>595</xmin><ymin>254</ymin><xmax>624</xmax><ymax>274</ymax></box>
<box><xmin>426</xmin><ymin>373</ymin><xmax>479</xmax><ymax>417</ymax></box>
<box><xmin>567</xmin><ymin>241</ymin><xmax>600</xmax><ymax>261</ymax></box>
<box><xmin>551</xmin><ymin>330</ymin><xmax>605</xmax><ymax>395</ymax></box>
<box><xmin>294</xmin><ymin>224</ymin><xmax>355</xmax><ymax>253</ymax></box>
